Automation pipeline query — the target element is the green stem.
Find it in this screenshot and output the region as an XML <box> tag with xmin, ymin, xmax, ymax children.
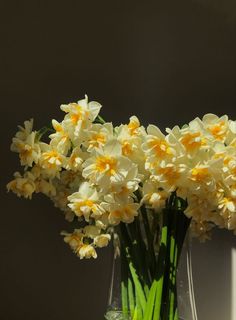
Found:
<box><xmin>169</xmin><ymin>243</ymin><xmax>178</xmax><ymax>320</ymax></box>
<box><xmin>140</xmin><ymin>205</ymin><xmax>157</xmax><ymax>278</ymax></box>
<box><xmin>120</xmin><ymin>223</ymin><xmax>147</xmax><ymax>315</ymax></box>
<box><xmin>128</xmin><ymin>277</ymin><xmax>135</xmax><ymax>317</ymax></box>
<box><xmin>168</xmin><ymin>207</ymin><xmax>178</xmax><ymax>320</ymax></box>
<box><xmin>153</xmin><ymin>209</ymin><xmax>168</xmax><ymax>320</ymax></box>
<box><xmin>120</xmin><ymin>232</ymin><xmax>129</xmax><ymax>315</ymax></box>
<box><xmin>143</xmin><ymin>280</ymin><xmax>158</xmax><ymax>320</ymax></box>
<box><xmin>174</xmin><ymin>308</ymin><xmax>178</xmax><ymax>320</ymax></box>
<box><xmin>121</xmin><ymin>281</ymin><xmax>128</xmax><ymax>315</ymax></box>
<box><xmin>95</xmin><ymin>114</ymin><xmax>106</xmax><ymax>124</ymax></box>
<box><xmin>128</xmin><ymin>259</ymin><xmax>147</xmax><ymax>314</ymax></box>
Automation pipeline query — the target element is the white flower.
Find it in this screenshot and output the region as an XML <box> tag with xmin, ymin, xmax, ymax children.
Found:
<box><xmin>83</xmin><ymin>225</ymin><xmax>101</xmax><ymax>238</ymax></box>
<box><xmin>61</xmin><ymin>229</ymin><xmax>97</xmax><ymax>259</ymax></box>
<box><xmin>60</xmin><ymin>95</ymin><xmax>102</xmax><ymax>139</ymax></box>
<box><xmin>14</xmin><ymin>119</ymin><xmax>34</xmax><ymax>141</ymax></box>
<box><xmin>62</xmin><ymin>229</ymin><xmax>83</xmax><ymax>251</ymax></box>
<box><xmin>39</xmin><ymin>143</ymin><xmax>65</xmax><ymax>177</ymax></box>
<box><xmin>94</xmin><ymin>212</ymin><xmax>109</xmax><ymax>229</ymax></box>
<box><xmin>68</xmin><ymin>182</ymin><xmax>103</xmax><ymax>221</ymax></box>
<box><xmin>82</xmin><ymin>123</ymin><xmax>114</xmax><ymax>151</ymax></box>
<box><xmin>35</xmin><ymin>179</ymin><xmax>56</xmax><ymax>197</ymax></box>
<box><xmin>11</xmin><ymin>131</ymin><xmax>41</xmax><ymax>167</ymax></box>
<box><xmin>94</xmin><ymin>234</ymin><xmax>111</xmax><ymax>248</ymax></box>
<box><xmin>78</xmin><ymin>244</ymin><xmax>97</xmax><ymax>259</ymax></box>
<box><xmin>102</xmin><ymin>195</ymin><xmax>140</xmax><ymax>224</ymax></box>
<box><xmin>115</xmin><ymin>118</ymin><xmax>147</xmax><ymax>175</ymax></box>
<box><xmin>127</xmin><ymin>116</ymin><xmax>145</xmax><ymax>136</ymax></box>
<box><xmin>7</xmin><ymin>171</ymin><xmax>36</xmax><ymax>199</ymax></box>
<box><xmin>202</xmin><ymin>114</ymin><xmax>229</xmax><ymax>142</ymax></box>
<box><xmin>142</xmin><ymin>179</ymin><xmax>169</xmax><ymax>211</ymax></box>
<box><xmin>143</xmin><ymin>125</ymin><xmax>175</xmax><ymax>159</ymax></box>
<box><xmin>49</xmin><ymin>119</ymin><xmax>71</xmax><ymax>155</ymax></box>
<box><xmin>82</xmin><ymin>139</ymin><xmax>138</xmax><ymax>191</ymax></box>
<box><xmin>64</xmin><ymin>147</ymin><xmax>86</xmax><ymax>172</ymax></box>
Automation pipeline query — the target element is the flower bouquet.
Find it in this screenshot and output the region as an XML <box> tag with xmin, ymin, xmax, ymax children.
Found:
<box><xmin>7</xmin><ymin>96</ymin><xmax>236</xmax><ymax>320</ymax></box>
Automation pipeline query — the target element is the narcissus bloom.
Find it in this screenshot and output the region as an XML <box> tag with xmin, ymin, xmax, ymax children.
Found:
<box><xmin>7</xmin><ymin>97</ymin><xmax>236</xmax><ymax>257</ymax></box>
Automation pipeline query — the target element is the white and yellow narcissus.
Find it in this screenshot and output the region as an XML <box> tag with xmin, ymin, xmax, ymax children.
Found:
<box><xmin>49</xmin><ymin>119</ymin><xmax>71</xmax><ymax>155</ymax></box>
<box><xmin>68</xmin><ymin>181</ymin><xmax>104</xmax><ymax>221</ymax></box>
<box><xmin>62</xmin><ymin>229</ymin><xmax>98</xmax><ymax>259</ymax></box>
<box><xmin>11</xmin><ymin>119</ymin><xmax>41</xmax><ymax>167</ymax></box>
<box><xmin>64</xmin><ymin>146</ymin><xmax>87</xmax><ymax>172</ymax></box>
<box><xmin>82</xmin><ymin>139</ymin><xmax>138</xmax><ymax>191</ymax></box>
<box><xmin>142</xmin><ymin>179</ymin><xmax>169</xmax><ymax>211</ymax></box>
<box><xmin>39</xmin><ymin>143</ymin><xmax>66</xmax><ymax>178</ymax></box>
<box><xmin>82</xmin><ymin>123</ymin><xmax>114</xmax><ymax>151</ymax></box>
<box><xmin>7</xmin><ymin>98</ymin><xmax>236</xmax><ymax>258</ymax></box>
<box><xmin>101</xmin><ymin>194</ymin><xmax>140</xmax><ymax>225</ymax></box>
<box><xmin>60</xmin><ymin>95</ymin><xmax>102</xmax><ymax>141</ymax></box>
<box><xmin>7</xmin><ymin>171</ymin><xmax>36</xmax><ymax>199</ymax></box>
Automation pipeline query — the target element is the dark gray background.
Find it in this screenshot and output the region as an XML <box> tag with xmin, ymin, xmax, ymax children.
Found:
<box><xmin>1</xmin><ymin>0</ymin><xmax>236</xmax><ymax>319</ymax></box>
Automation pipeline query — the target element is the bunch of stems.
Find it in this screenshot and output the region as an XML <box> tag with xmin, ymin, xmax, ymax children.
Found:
<box><xmin>118</xmin><ymin>192</ymin><xmax>190</xmax><ymax>320</ymax></box>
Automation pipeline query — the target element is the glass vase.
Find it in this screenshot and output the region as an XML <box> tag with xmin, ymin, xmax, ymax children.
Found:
<box><xmin>104</xmin><ymin>229</ymin><xmax>198</xmax><ymax>320</ymax></box>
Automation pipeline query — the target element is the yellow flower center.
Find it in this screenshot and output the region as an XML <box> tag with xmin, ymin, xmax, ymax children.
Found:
<box><xmin>181</xmin><ymin>132</ymin><xmax>204</xmax><ymax>151</ymax></box>
<box><xmin>157</xmin><ymin>166</ymin><xmax>180</xmax><ymax>184</ymax></box>
<box><xmin>20</xmin><ymin>146</ymin><xmax>33</xmax><ymax>162</ymax></box>
<box><xmin>95</xmin><ymin>156</ymin><xmax>117</xmax><ymax>175</ymax></box>
<box><xmin>122</xmin><ymin>141</ymin><xmax>133</xmax><ymax>156</ymax></box>
<box><xmin>148</xmin><ymin>139</ymin><xmax>172</xmax><ymax>158</ymax></box>
<box><xmin>74</xmin><ymin>200</ymin><xmax>95</xmax><ymax>215</ymax></box>
<box><xmin>90</xmin><ymin>133</ymin><xmax>106</xmax><ymax>148</ymax></box>
<box><xmin>42</xmin><ymin>150</ymin><xmax>62</xmax><ymax>168</ymax></box>
<box><xmin>71</xmin><ymin>113</ymin><xmax>82</xmax><ymax>124</ymax></box>
<box><xmin>128</xmin><ymin>119</ymin><xmax>140</xmax><ymax>135</ymax></box>
<box><xmin>191</xmin><ymin>167</ymin><xmax>209</xmax><ymax>182</ymax></box>
<box><xmin>69</xmin><ymin>104</ymin><xmax>89</xmax><ymax>124</ymax></box>
<box><xmin>208</xmin><ymin>121</ymin><xmax>226</xmax><ymax>140</ymax></box>
<box><xmin>54</xmin><ymin>123</ymin><xmax>63</xmax><ymax>132</ymax></box>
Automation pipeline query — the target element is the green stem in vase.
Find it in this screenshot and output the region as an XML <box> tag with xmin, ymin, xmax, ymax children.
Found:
<box><xmin>140</xmin><ymin>205</ymin><xmax>157</xmax><ymax>279</ymax></box>
<box><xmin>121</xmin><ymin>256</ymin><xmax>129</xmax><ymax>315</ymax></box>
<box><xmin>128</xmin><ymin>277</ymin><xmax>135</xmax><ymax>318</ymax></box>
<box><xmin>168</xmin><ymin>206</ymin><xmax>178</xmax><ymax>320</ymax></box>
<box><xmin>128</xmin><ymin>257</ymin><xmax>147</xmax><ymax>314</ymax></box>
<box><xmin>143</xmin><ymin>280</ymin><xmax>158</xmax><ymax>320</ymax></box>
<box><xmin>119</xmin><ymin>223</ymin><xmax>147</xmax><ymax>315</ymax></box>
<box><xmin>174</xmin><ymin>308</ymin><xmax>178</xmax><ymax>320</ymax></box>
<box><xmin>152</xmin><ymin>209</ymin><xmax>168</xmax><ymax>320</ymax></box>
<box><xmin>168</xmin><ymin>241</ymin><xmax>178</xmax><ymax>320</ymax></box>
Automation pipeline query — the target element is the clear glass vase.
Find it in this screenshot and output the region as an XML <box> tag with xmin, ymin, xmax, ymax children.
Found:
<box><xmin>104</xmin><ymin>232</ymin><xmax>198</xmax><ymax>320</ymax></box>
<box><xmin>177</xmin><ymin>233</ymin><xmax>198</xmax><ymax>320</ymax></box>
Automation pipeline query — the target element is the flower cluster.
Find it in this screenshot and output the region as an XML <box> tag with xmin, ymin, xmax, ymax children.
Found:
<box><xmin>7</xmin><ymin>96</ymin><xmax>236</xmax><ymax>258</ymax></box>
<box><xmin>143</xmin><ymin>114</ymin><xmax>236</xmax><ymax>240</ymax></box>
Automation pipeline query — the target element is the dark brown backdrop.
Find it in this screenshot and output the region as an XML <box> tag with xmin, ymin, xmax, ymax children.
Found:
<box><xmin>1</xmin><ymin>1</ymin><xmax>236</xmax><ymax>319</ymax></box>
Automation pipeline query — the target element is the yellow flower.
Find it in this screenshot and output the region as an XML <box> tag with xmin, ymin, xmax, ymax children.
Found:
<box><xmin>39</xmin><ymin>143</ymin><xmax>65</xmax><ymax>177</ymax></box>
<box><xmin>64</xmin><ymin>147</ymin><xmax>86</xmax><ymax>172</ymax></box>
<box><xmin>68</xmin><ymin>182</ymin><xmax>103</xmax><ymax>221</ymax></box>
<box><xmin>94</xmin><ymin>234</ymin><xmax>111</xmax><ymax>248</ymax></box>
<box><xmin>142</xmin><ymin>179</ymin><xmax>169</xmax><ymax>211</ymax></box>
<box><xmin>78</xmin><ymin>244</ymin><xmax>97</xmax><ymax>259</ymax></box>
<box><xmin>102</xmin><ymin>195</ymin><xmax>139</xmax><ymax>224</ymax></box>
<box><xmin>202</xmin><ymin>114</ymin><xmax>229</xmax><ymax>142</ymax></box>
<box><xmin>49</xmin><ymin>119</ymin><xmax>71</xmax><ymax>155</ymax></box>
<box><xmin>11</xmin><ymin>131</ymin><xmax>41</xmax><ymax>167</ymax></box>
<box><xmin>82</xmin><ymin>140</ymin><xmax>138</xmax><ymax>191</ymax></box>
<box><xmin>60</xmin><ymin>95</ymin><xmax>102</xmax><ymax>139</ymax></box>
<box><xmin>83</xmin><ymin>123</ymin><xmax>113</xmax><ymax>151</ymax></box>
<box><xmin>7</xmin><ymin>171</ymin><xmax>36</xmax><ymax>199</ymax></box>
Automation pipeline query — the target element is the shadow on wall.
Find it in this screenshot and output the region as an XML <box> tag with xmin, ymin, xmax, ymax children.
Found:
<box><xmin>192</xmin><ymin>229</ymin><xmax>234</xmax><ymax>320</ymax></box>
